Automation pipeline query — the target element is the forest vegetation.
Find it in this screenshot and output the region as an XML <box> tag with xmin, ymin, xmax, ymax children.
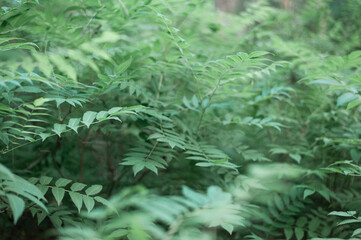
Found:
<box><xmin>0</xmin><ymin>0</ymin><xmax>361</xmax><ymax>239</ymax></box>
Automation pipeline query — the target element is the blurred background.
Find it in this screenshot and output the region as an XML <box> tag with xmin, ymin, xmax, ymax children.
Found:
<box><xmin>215</xmin><ymin>0</ymin><xmax>342</xmax><ymax>13</ymax></box>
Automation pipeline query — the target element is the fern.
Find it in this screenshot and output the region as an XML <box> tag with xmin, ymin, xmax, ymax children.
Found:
<box><xmin>0</xmin><ymin>163</ymin><xmax>47</xmax><ymax>224</ymax></box>
<box><xmin>28</xmin><ymin>176</ymin><xmax>106</xmax><ymax>214</ymax></box>
<box><xmin>185</xmin><ymin>140</ymin><xmax>238</xmax><ymax>170</ymax></box>
<box><xmin>121</xmin><ymin>141</ymin><xmax>173</xmax><ymax>176</ymax></box>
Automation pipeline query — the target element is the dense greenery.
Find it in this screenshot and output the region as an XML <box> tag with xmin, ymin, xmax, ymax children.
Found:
<box><xmin>0</xmin><ymin>0</ymin><xmax>360</xmax><ymax>239</ymax></box>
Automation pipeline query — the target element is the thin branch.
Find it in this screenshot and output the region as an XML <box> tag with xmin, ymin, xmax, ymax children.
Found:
<box><xmin>79</xmin><ymin>131</ymin><xmax>90</xmax><ymax>182</ymax></box>
<box><xmin>118</xmin><ymin>0</ymin><xmax>129</xmax><ymax>16</ymax></box>
<box><xmin>81</xmin><ymin>5</ymin><xmax>104</xmax><ymax>35</ymax></box>
<box><xmin>51</xmin><ymin>138</ymin><xmax>64</xmax><ymax>178</ymax></box>
<box><xmin>25</xmin><ymin>150</ymin><xmax>50</xmax><ymax>170</ymax></box>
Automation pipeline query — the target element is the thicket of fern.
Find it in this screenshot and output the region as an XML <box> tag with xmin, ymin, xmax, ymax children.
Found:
<box><xmin>0</xmin><ymin>0</ymin><xmax>360</xmax><ymax>239</ymax></box>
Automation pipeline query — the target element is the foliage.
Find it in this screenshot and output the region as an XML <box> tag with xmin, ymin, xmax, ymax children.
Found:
<box><xmin>0</xmin><ymin>0</ymin><xmax>360</xmax><ymax>239</ymax></box>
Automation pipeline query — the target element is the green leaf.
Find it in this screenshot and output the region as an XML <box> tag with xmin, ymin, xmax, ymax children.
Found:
<box><xmin>183</xmin><ymin>96</ymin><xmax>191</xmax><ymax>108</ymax></box>
<box><xmin>37</xmin><ymin>185</ymin><xmax>49</xmax><ymax>195</ymax></box>
<box><xmin>352</xmin><ymin>228</ymin><xmax>361</xmax><ymax>237</ymax></box>
<box><xmin>55</xmin><ymin>178</ymin><xmax>72</xmax><ymax>187</ymax></box>
<box><xmin>0</xmin><ymin>37</ymin><xmax>21</xmax><ymax>45</ymax></box>
<box><xmin>49</xmin><ymin>215</ymin><xmax>62</xmax><ymax>228</ymax></box>
<box><xmin>348</xmin><ymin>50</ymin><xmax>361</xmax><ymax>59</ymax></box>
<box><xmin>274</xmin><ymin>194</ymin><xmax>284</xmax><ymax>211</ymax></box>
<box><xmin>7</xmin><ymin>194</ymin><xmax>25</xmax><ymax>224</ymax></box>
<box><xmin>0</xmin><ymin>41</ymin><xmax>38</xmax><ymax>51</ymax></box>
<box><xmin>221</xmin><ymin>223</ymin><xmax>234</xmax><ymax>235</ymax></box>
<box><xmin>0</xmin><ymin>163</ymin><xmax>14</xmax><ymax>179</ymax></box>
<box><xmin>303</xmin><ymin>189</ymin><xmax>315</xmax><ymax>199</ymax></box>
<box><xmin>33</xmin><ymin>97</ymin><xmax>51</xmax><ymax>107</ymax></box>
<box><xmin>329</xmin><ymin>211</ymin><xmax>356</xmax><ymax>217</ymax></box>
<box><xmin>96</xmin><ymin>111</ymin><xmax>108</xmax><ymax>120</ymax></box>
<box><xmin>68</xmin><ymin>118</ymin><xmax>81</xmax><ymax>133</ymax></box>
<box><xmin>347</xmin><ymin>99</ymin><xmax>361</xmax><ymax>110</ymax></box>
<box><xmin>214</xmin><ymin>158</ymin><xmax>228</xmax><ymax>164</ymax></box>
<box><xmin>295</xmin><ymin>227</ymin><xmax>304</xmax><ymax>240</ymax></box>
<box><xmin>338</xmin><ymin>219</ymin><xmax>360</xmax><ymax>225</ymax></box>
<box><xmin>116</xmin><ymin>57</ymin><xmax>132</xmax><ymax>75</ymax></box>
<box><xmin>52</xmin><ymin>124</ymin><xmax>67</xmax><ymax>137</ymax></box>
<box><xmin>0</xmin><ymin>132</ymin><xmax>9</xmax><ymax>145</ymax></box>
<box><xmin>82</xmin><ymin>111</ymin><xmax>97</xmax><ymax>128</ymax></box>
<box><xmin>69</xmin><ymin>192</ymin><xmax>83</xmax><ymax>213</ymax></box>
<box><xmin>85</xmin><ymin>185</ymin><xmax>103</xmax><ymax>196</ymax></box>
<box><xmin>309</xmin><ymin>79</ymin><xmax>339</xmax><ymax>85</ymax></box>
<box><xmin>39</xmin><ymin>132</ymin><xmax>51</xmax><ymax>142</ymax></box>
<box><xmin>70</xmin><ymin>183</ymin><xmax>87</xmax><ymax>191</ymax></box>
<box><xmin>308</xmin><ymin>218</ymin><xmax>320</xmax><ymax>232</ymax></box>
<box><xmin>289</xmin><ymin>153</ymin><xmax>301</xmax><ymax>164</ymax></box>
<box><xmin>337</xmin><ymin>93</ymin><xmax>357</xmax><ymax>107</ymax></box>
<box><xmin>49</xmin><ymin>53</ymin><xmax>77</xmax><ymax>81</ymax></box>
<box><xmin>284</xmin><ymin>228</ymin><xmax>293</xmax><ymax>240</ymax></box>
<box><xmin>133</xmin><ymin>164</ymin><xmax>145</xmax><ymax>176</ymax></box>
<box><xmin>249</xmin><ymin>51</ymin><xmax>270</xmax><ymax>58</ymax></box>
<box><xmin>83</xmin><ymin>195</ymin><xmax>95</xmax><ymax>213</ymax></box>
<box><xmin>296</xmin><ymin>217</ymin><xmax>307</xmax><ymax>227</ymax></box>
<box><xmin>191</xmin><ymin>95</ymin><xmax>199</xmax><ymax>108</ymax></box>
<box><xmin>51</xmin><ymin>187</ymin><xmax>65</xmax><ymax>206</ymax></box>
<box><xmin>37</xmin><ymin>211</ymin><xmax>47</xmax><ymax>225</ymax></box>
<box><xmin>108</xmin><ymin>107</ymin><xmax>122</xmax><ymax>115</ymax></box>
<box><xmin>39</xmin><ymin>176</ymin><xmax>53</xmax><ymax>185</ymax></box>
<box><xmin>94</xmin><ymin>196</ymin><xmax>112</xmax><ymax>208</ymax></box>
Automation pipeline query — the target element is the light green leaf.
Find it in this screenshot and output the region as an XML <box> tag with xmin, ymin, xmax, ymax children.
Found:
<box><xmin>69</xmin><ymin>192</ymin><xmax>83</xmax><ymax>213</ymax></box>
<box><xmin>7</xmin><ymin>194</ymin><xmax>25</xmax><ymax>224</ymax></box>
<box><xmin>183</xmin><ymin>96</ymin><xmax>191</xmax><ymax>108</ymax></box>
<box><xmin>329</xmin><ymin>211</ymin><xmax>356</xmax><ymax>217</ymax></box>
<box><xmin>68</xmin><ymin>118</ymin><xmax>81</xmax><ymax>133</ymax></box>
<box><xmin>33</xmin><ymin>97</ymin><xmax>51</xmax><ymax>107</ymax></box>
<box><xmin>51</xmin><ymin>187</ymin><xmax>65</xmax><ymax>206</ymax></box>
<box><xmin>70</xmin><ymin>182</ymin><xmax>87</xmax><ymax>192</ymax></box>
<box><xmin>337</xmin><ymin>93</ymin><xmax>357</xmax><ymax>107</ymax></box>
<box><xmin>85</xmin><ymin>185</ymin><xmax>103</xmax><ymax>196</ymax></box>
<box><xmin>347</xmin><ymin>99</ymin><xmax>361</xmax><ymax>110</ymax></box>
<box><xmin>49</xmin><ymin>215</ymin><xmax>62</xmax><ymax>228</ymax></box>
<box><xmin>303</xmin><ymin>189</ymin><xmax>315</xmax><ymax>199</ymax></box>
<box><xmin>33</xmin><ymin>53</ymin><xmax>53</xmax><ymax>77</ymax></box>
<box><xmin>96</xmin><ymin>111</ymin><xmax>108</xmax><ymax>120</ymax></box>
<box><xmin>133</xmin><ymin>164</ymin><xmax>145</xmax><ymax>176</ymax></box>
<box><xmin>52</xmin><ymin>124</ymin><xmax>67</xmax><ymax>137</ymax></box>
<box><xmin>55</xmin><ymin>178</ymin><xmax>72</xmax><ymax>187</ymax></box>
<box><xmin>94</xmin><ymin>196</ymin><xmax>112</xmax><ymax>209</ymax></box>
<box><xmin>289</xmin><ymin>153</ymin><xmax>301</xmax><ymax>164</ymax></box>
<box><xmin>108</xmin><ymin>107</ymin><xmax>122</xmax><ymax>115</ymax></box>
<box><xmin>274</xmin><ymin>194</ymin><xmax>284</xmax><ymax>211</ymax></box>
<box><xmin>249</xmin><ymin>51</ymin><xmax>270</xmax><ymax>58</ymax></box>
<box><xmin>338</xmin><ymin>219</ymin><xmax>360</xmax><ymax>226</ymax></box>
<box><xmin>352</xmin><ymin>228</ymin><xmax>361</xmax><ymax>237</ymax></box>
<box><xmin>116</xmin><ymin>57</ymin><xmax>132</xmax><ymax>75</ymax></box>
<box><xmin>49</xmin><ymin>53</ymin><xmax>77</xmax><ymax>81</ymax></box>
<box><xmin>39</xmin><ymin>132</ymin><xmax>51</xmax><ymax>142</ymax></box>
<box><xmin>82</xmin><ymin>111</ymin><xmax>97</xmax><ymax>128</ymax></box>
<box><xmin>39</xmin><ymin>176</ymin><xmax>53</xmax><ymax>185</ymax></box>
<box><xmin>221</xmin><ymin>223</ymin><xmax>234</xmax><ymax>235</ymax></box>
<box><xmin>309</xmin><ymin>79</ymin><xmax>339</xmax><ymax>85</ymax></box>
<box><xmin>191</xmin><ymin>95</ymin><xmax>199</xmax><ymax>108</ymax></box>
<box><xmin>0</xmin><ymin>163</ymin><xmax>14</xmax><ymax>179</ymax></box>
<box><xmin>83</xmin><ymin>195</ymin><xmax>95</xmax><ymax>213</ymax></box>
